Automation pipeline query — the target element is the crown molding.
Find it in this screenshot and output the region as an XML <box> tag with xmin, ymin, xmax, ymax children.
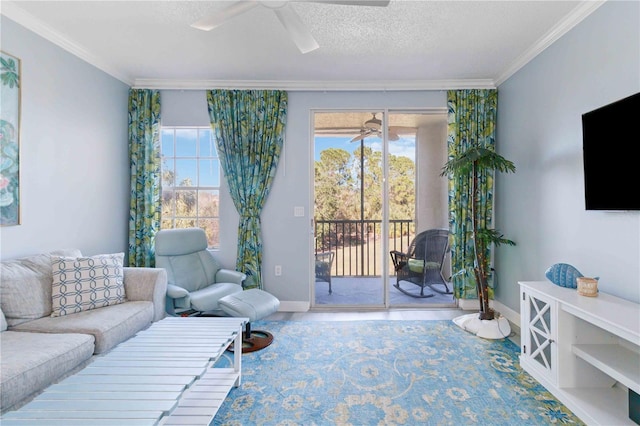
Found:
<box><xmin>2</xmin><ymin>1</ymin><xmax>493</xmax><ymax>92</ymax></box>
<box><xmin>494</xmin><ymin>0</ymin><xmax>607</xmax><ymax>86</ymax></box>
<box><xmin>3</xmin><ymin>0</ymin><xmax>604</xmax><ymax>91</ymax></box>
<box><xmin>131</xmin><ymin>78</ymin><xmax>496</xmax><ymax>91</ymax></box>
<box><xmin>1</xmin><ymin>1</ymin><xmax>134</xmax><ymax>85</ymax></box>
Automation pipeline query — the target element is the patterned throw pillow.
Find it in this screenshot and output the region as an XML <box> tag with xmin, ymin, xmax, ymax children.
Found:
<box><xmin>51</xmin><ymin>253</ymin><xmax>126</xmax><ymax>317</ymax></box>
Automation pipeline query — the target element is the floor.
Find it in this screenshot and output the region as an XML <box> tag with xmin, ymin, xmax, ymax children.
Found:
<box><xmin>314</xmin><ymin>276</ymin><xmax>456</xmax><ymax>307</ymax></box>
<box><xmin>265</xmin><ymin>309</ymin><xmax>521</xmax><ymax>347</ymax></box>
<box><xmin>267</xmin><ymin>309</ymin><xmax>463</xmax><ymax>322</ymax></box>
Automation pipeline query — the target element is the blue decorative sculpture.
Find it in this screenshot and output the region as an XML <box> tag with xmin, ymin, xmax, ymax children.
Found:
<box><xmin>545</xmin><ymin>263</ymin><xmax>583</xmax><ymax>289</ymax></box>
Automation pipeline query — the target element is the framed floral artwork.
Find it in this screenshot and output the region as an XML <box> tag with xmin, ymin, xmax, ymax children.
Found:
<box><xmin>1</xmin><ymin>51</ymin><xmax>21</xmax><ymax>226</ymax></box>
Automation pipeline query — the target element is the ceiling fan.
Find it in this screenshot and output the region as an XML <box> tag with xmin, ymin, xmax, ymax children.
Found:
<box><xmin>350</xmin><ymin>113</ymin><xmax>416</xmax><ymax>142</ymax></box>
<box><xmin>191</xmin><ymin>0</ymin><xmax>391</xmax><ymax>54</ymax></box>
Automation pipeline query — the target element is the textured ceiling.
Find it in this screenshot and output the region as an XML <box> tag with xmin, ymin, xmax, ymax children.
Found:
<box><xmin>2</xmin><ymin>0</ymin><xmax>601</xmax><ymax>88</ymax></box>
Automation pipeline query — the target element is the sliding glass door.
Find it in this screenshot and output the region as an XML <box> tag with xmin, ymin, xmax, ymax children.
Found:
<box><xmin>312</xmin><ymin>110</ymin><xmax>453</xmax><ymax>309</ymax></box>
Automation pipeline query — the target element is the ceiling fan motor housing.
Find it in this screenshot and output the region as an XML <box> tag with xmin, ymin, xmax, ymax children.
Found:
<box><xmin>364</xmin><ymin>113</ymin><xmax>382</xmax><ymax>130</ymax></box>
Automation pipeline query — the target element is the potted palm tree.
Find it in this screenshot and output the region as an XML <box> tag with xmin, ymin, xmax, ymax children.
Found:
<box><xmin>441</xmin><ymin>146</ymin><xmax>516</xmax><ymax>323</ymax></box>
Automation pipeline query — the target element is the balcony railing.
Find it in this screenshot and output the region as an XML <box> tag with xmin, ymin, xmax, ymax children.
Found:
<box><xmin>314</xmin><ymin>219</ymin><xmax>414</xmax><ymax>277</ymax></box>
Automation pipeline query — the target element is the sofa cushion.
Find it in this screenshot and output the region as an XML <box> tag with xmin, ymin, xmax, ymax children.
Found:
<box><xmin>0</xmin><ymin>249</ymin><xmax>82</xmax><ymax>327</ymax></box>
<box><xmin>51</xmin><ymin>253</ymin><xmax>126</xmax><ymax>317</ymax></box>
<box><xmin>12</xmin><ymin>301</ymin><xmax>153</xmax><ymax>354</ymax></box>
<box><xmin>0</xmin><ymin>330</ymin><xmax>94</xmax><ymax>411</ymax></box>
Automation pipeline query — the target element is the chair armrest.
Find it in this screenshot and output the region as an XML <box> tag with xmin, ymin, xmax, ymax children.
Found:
<box><xmin>315</xmin><ymin>251</ymin><xmax>333</xmax><ymax>260</ymax></box>
<box><xmin>166</xmin><ymin>283</ymin><xmax>189</xmax><ymax>299</ymax></box>
<box><xmin>166</xmin><ymin>284</ymin><xmax>190</xmax><ymax>313</ymax></box>
<box><xmin>123</xmin><ymin>267</ymin><xmax>168</xmax><ymax>322</ymax></box>
<box><xmin>389</xmin><ymin>250</ymin><xmax>409</xmax><ymax>271</ymax></box>
<box><xmin>216</xmin><ymin>269</ymin><xmax>246</xmax><ymax>286</ymax></box>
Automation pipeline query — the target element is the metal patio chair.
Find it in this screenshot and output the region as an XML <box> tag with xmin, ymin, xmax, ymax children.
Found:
<box><xmin>315</xmin><ymin>251</ymin><xmax>335</xmax><ymax>294</ymax></box>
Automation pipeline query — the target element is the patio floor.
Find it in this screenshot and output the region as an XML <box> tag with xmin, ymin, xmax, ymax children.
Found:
<box><xmin>314</xmin><ymin>276</ymin><xmax>457</xmax><ymax>308</ymax></box>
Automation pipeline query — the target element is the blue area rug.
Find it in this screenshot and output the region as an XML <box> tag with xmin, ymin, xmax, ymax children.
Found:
<box><xmin>211</xmin><ymin>320</ymin><xmax>583</xmax><ymax>425</ymax></box>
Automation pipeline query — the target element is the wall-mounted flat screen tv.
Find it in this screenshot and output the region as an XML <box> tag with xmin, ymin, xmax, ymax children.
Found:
<box><xmin>582</xmin><ymin>92</ymin><xmax>640</xmax><ymax>211</ymax></box>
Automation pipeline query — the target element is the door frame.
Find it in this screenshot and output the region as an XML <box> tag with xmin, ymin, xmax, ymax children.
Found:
<box><xmin>309</xmin><ymin>107</ymin><xmax>451</xmax><ymax>310</ymax></box>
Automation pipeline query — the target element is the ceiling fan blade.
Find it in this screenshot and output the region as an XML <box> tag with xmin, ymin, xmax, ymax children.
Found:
<box><xmin>274</xmin><ymin>5</ymin><xmax>319</xmax><ymax>54</ymax></box>
<box><xmin>302</xmin><ymin>0</ymin><xmax>391</xmax><ymax>6</ymax></box>
<box><xmin>350</xmin><ymin>132</ymin><xmax>371</xmax><ymax>142</ymax></box>
<box><xmin>388</xmin><ymin>132</ymin><xmax>400</xmax><ymax>141</ymax></box>
<box><xmin>191</xmin><ymin>1</ymin><xmax>259</xmax><ymax>31</ymax></box>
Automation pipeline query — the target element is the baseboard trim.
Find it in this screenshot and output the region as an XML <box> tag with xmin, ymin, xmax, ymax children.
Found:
<box><xmin>276</xmin><ymin>299</ymin><xmax>521</xmax><ymax>330</ymax></box>
<box><xmin>278</xmin><ymin>301</ymin><xmax>310</xmax><ymax>312</ymax></box>
<box><xmin>456</xmin><ymin>299</ymin><xmax>520</xmax><ymax>331</ymax></box>
<box><xmin>492</xmin><ymin>300</ymin><xmax>520</xmax><ymax>330</ymax></box>
<box><xmin>457</xmin><ymin>299</ymin><xmax>479</xmax><ymax>311</ymax></box>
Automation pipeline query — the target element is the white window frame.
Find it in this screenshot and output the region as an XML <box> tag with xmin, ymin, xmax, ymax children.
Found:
<box><xmin>160</xmin><ymin>126</ymin><xmax>221</xmax><ymax>249</ymax></box>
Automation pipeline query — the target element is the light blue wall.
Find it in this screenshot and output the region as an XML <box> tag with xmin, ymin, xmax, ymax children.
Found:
<box><xmin>8</xmin><ymin>2</ymin><xmax>636</xmax><ymax>313</ymax></box>
<box><xmin>160</xmin><ymin>90</ymin><xmax>446</xmax><ymax>305</ymax></box>
<box><xmin>0</xmin><ymin>17</ymin><xmax>130</xmax><ymax>260</ymax></box>
<box><xmin>496</xmin><ymin>0</ymin><xmax>640</xmax><ymax>311</ymax></box>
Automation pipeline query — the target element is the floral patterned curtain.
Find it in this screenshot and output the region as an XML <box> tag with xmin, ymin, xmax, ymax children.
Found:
<box><xmin>206</xmin><ymin>90</ymin><xmax>287</xmax><ymax>290</ymax></box>
<box><xmin>447</xmin><ymin>89</ymin><xmax>497</xmax><ymax>299</ymax></box>
<box><xmin>128</xmin><ymin>89</ymin><xmax>161</xmax><ymax>267</ymax></box>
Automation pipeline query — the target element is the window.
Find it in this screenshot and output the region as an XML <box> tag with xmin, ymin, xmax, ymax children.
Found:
<box><xmin>161</xmin><ymin>127</ymin><xmax>221</xmax><ymax>248</ymax></box>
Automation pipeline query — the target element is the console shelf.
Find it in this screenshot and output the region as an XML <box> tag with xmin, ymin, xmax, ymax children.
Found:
<box><xmin>519</xmin><ymin>281</ymin><xmax>640</xmax><ymax>426</ymax></box>
<box><xmin>572</xmin><ymin>344</ymin><xmax>640</xmax><ymax>394</ymax></box>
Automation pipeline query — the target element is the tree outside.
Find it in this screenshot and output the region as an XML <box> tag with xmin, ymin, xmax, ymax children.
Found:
<box><xmin>315</xmin><ymin>145</ymin><xmax>415</xmax><ymax>224</ymax></box>
<box><xmin>314</xmin><ymin>138</ymin><xmax>416</xmax><ymax>275</ymax></box>
<box><xmin>160</xmin><ymin>128</ymin><xmax>220</xmax><ymax>248</ymax></box>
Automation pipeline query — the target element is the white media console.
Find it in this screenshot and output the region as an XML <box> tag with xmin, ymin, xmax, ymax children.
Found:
<box><xmin>519</xmin><ymin>281</ymin><xmax>640</xmax><ymax>426</ymax></box>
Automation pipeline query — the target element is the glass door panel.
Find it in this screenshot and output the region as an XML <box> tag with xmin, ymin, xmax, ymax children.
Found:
<box><xmin>387</xmin><ymin>112</ymin><xmax>455</xmax><ymax>307</ymax></box>
<box><xmin>313</xmin><ymin>111</ymin><xmax>385</xmax><ymax>307</ymax></box>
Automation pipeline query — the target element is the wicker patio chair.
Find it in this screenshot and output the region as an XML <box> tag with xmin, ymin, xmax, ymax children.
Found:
<box><xmin>389</xmin><ymin>228</ymin><xmax>452</xmax><ymax>298</ymax></box>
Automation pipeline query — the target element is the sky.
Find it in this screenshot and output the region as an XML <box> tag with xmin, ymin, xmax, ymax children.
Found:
<box><xmin>161</xmin><ymin>127</ymin><xmax>219</xmax><ymax>188</ymax></box>
<box><xmin>314</xmin><ymin>136</ymin><xmax>416</xmax><ymax>162</ymax></box>
<box><xmin>160</xmin><ymin>127</ymin><xmax>416</xmax><ymax>188</ymax></box>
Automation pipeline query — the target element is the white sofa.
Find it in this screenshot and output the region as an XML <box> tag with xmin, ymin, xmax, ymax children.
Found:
<box><xmin>0</xmin><ymin>249</ymin><xmax>167</xmax><ymax>412</ymax></box>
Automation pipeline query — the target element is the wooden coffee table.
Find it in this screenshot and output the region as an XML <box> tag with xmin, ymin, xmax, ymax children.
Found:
<box><xmin>0</xmin><ymin>316</ymin><xmax>248</xmax><ymax>425</ymax></box>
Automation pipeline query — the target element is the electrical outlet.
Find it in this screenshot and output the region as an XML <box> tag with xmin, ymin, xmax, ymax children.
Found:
<box><xmin>275</xmin><ymin>265</ymin><xmax>282</xmax><ymax>276</ymax></box>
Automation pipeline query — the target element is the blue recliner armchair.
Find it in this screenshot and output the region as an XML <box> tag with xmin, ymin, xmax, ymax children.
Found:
<box><xmin>154</xmin><ymin>227</ymin><xmax>280</xmax><ymax>353</ymax></box>
<box><xmin>155</xmin><ymin>227</ymin><xmax>245</xmax><ymax>316</ymax></box>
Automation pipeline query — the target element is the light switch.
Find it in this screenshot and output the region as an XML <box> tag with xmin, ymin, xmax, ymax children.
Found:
<box><xmin>294</xmin><ymin>206</ymin><xmax>304</xmax><ymax>217</ymax></box>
